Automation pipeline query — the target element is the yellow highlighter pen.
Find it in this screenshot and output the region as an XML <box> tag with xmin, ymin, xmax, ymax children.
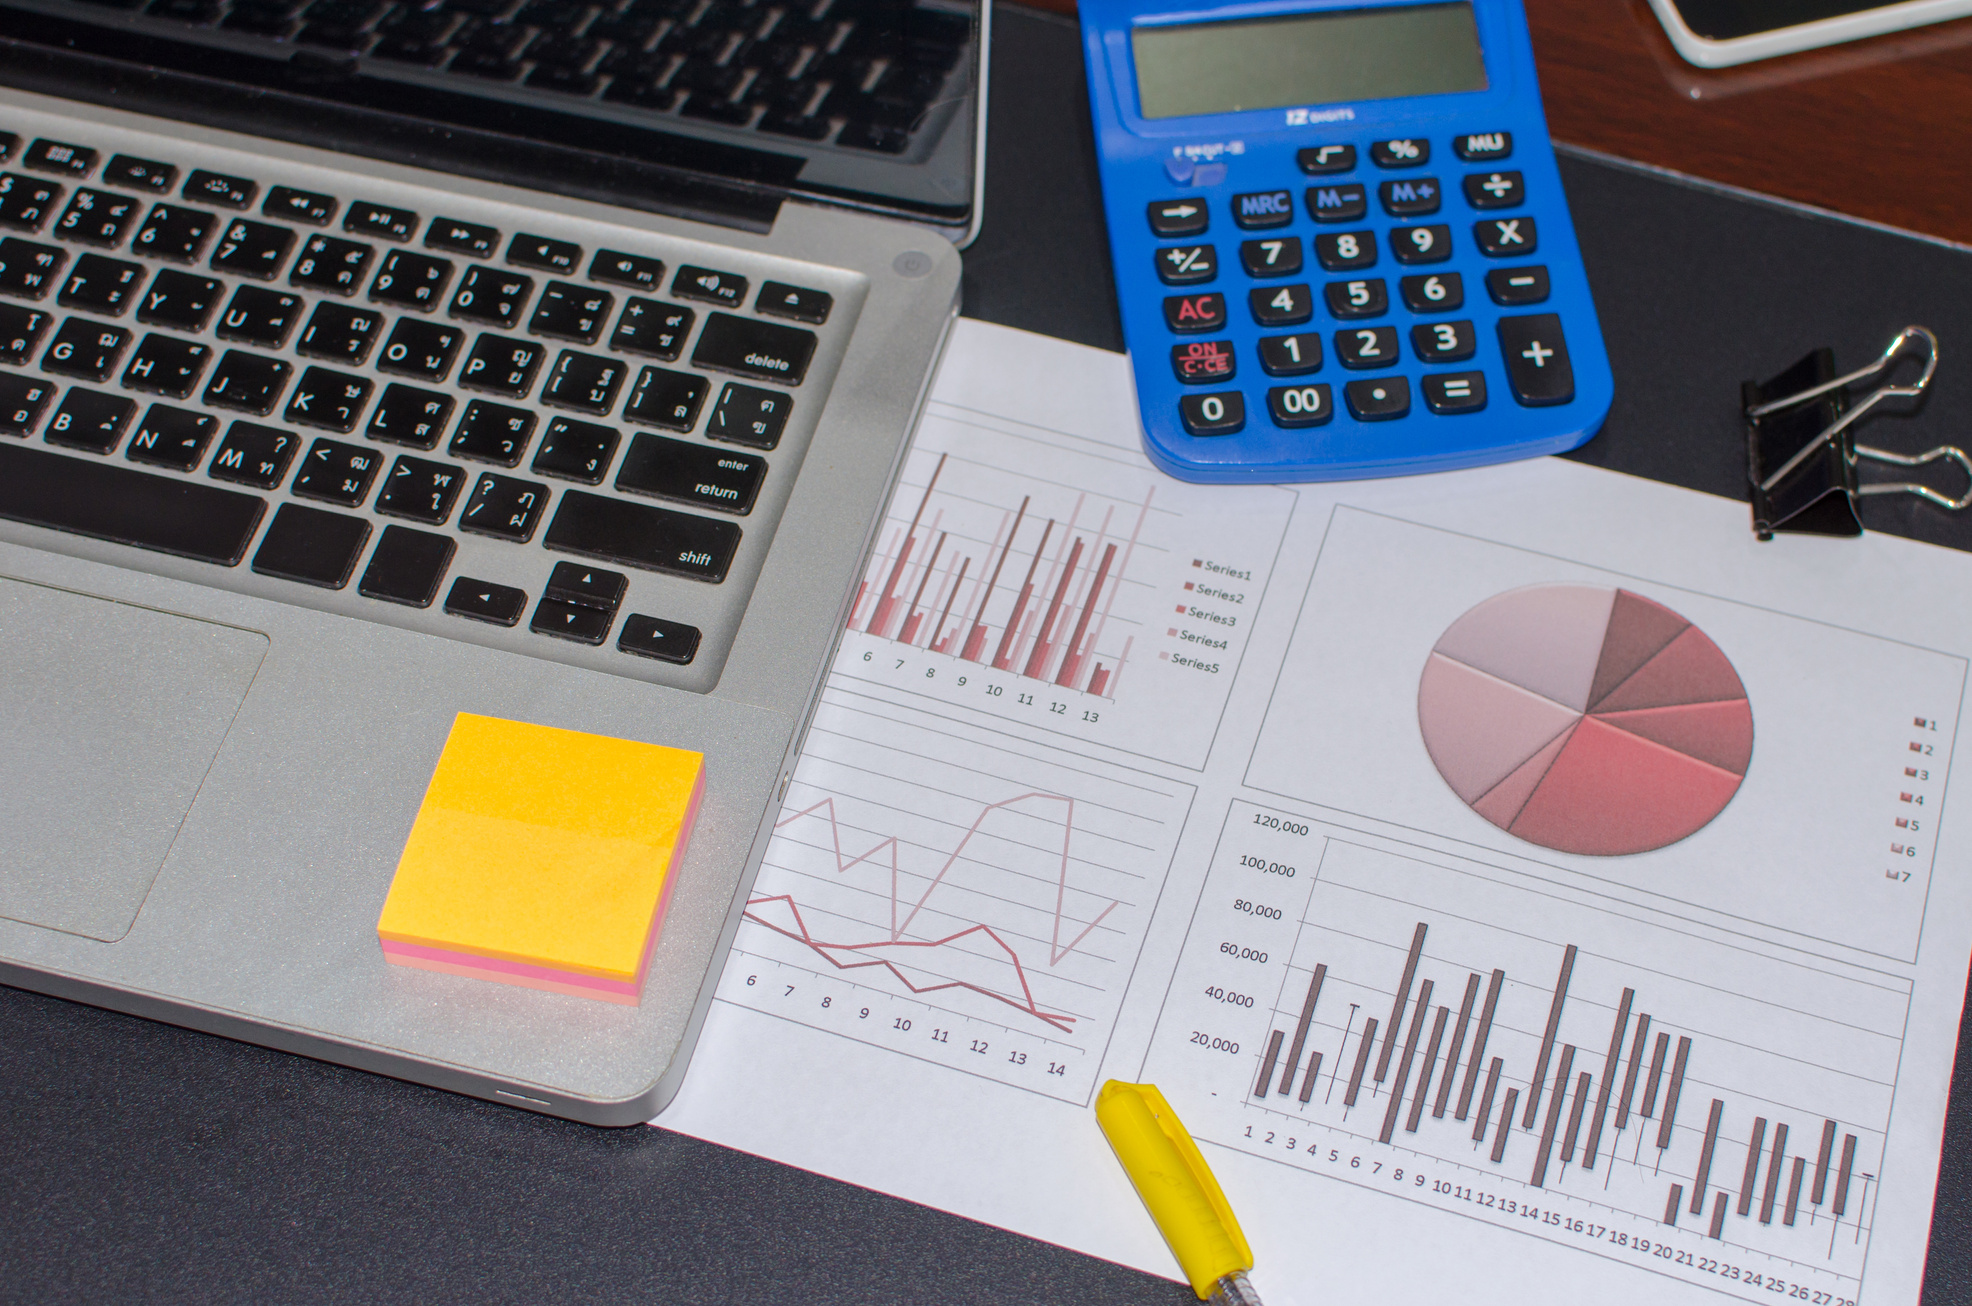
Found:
<box><xmin>1095</xmin><ymin>1080</ymin><xmax>1264</xmax><ymax>1306</ymax></box>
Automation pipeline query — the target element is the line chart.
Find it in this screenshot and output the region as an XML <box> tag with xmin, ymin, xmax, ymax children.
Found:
<box><xmin>721</xmin><ymin>683</ymin><xmax>1192</xmax><ymax>1103</ymax></box>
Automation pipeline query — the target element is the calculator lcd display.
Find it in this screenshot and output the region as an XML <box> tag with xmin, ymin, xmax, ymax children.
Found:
<box><xmin>1130</xmin><ymin>3</ymin><xmax>1488</xmax><ymax>119</ymax></box>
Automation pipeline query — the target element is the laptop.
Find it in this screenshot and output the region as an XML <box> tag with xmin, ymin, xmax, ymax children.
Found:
<box><xmin>0</xmin><ymin>0</ymin><xmax>979</xmax><ymax>1124</ymax></box>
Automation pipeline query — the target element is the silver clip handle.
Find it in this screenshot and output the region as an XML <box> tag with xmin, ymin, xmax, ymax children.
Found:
<box><xmin>1853</xmin><ymin>443</ymin><xmax>1972</xmax><ymax>510</ymax></box>
<box><xmin>1753</xmin><ymin>326</ymin><xmax>1940</xmax><ymax>494</ymax></box>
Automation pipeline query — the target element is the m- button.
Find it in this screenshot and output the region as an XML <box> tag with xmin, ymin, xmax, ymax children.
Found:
<box><xmin>1497</xmin><ymin>314</ymin><xmax>1574</xmax><ymax>407</ymax></box>
<box><xmin>1163</xmin><ymin>292</ymin><xmax>1227</xmax><ymax>334</ymax></box>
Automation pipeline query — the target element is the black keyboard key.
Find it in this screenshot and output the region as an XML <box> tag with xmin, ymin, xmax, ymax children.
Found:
<box><xmin>132</xmin><ymin>205</ymin><xmax>217</xmax><ymax>264</ymax></box>
<box><xmin>1371</xmin><ymin>138</ymin><xmax>1429</xmax><ymax>168</ymax></box>
<box><xmin>1423</xmin><ymin>371</ymin><xmax>1488</xmax><ymax>414</ymax></box>
<box><xmin>376</xmin><ymin>455</ymin><xmax>467</xmax><ymax>524</ymax></box>
<box><xmin>252</xmin><ymin>502</ymin><xmax>370</xmax><ymax>588</ymax></box>
<box><xmin>449</xmin><ymin>264</ymin><xmax>532</xmax><ymax>327</ymax></box>
<box><xmin>25</xmin><ymin>140</ymin><xmax>96</xmax><ymax>178</ymax></box>
<box><xmin>706</xmin><ymin>381</ymin><xmax>790</xmax><ymax>449</ymax></box>
<box><xmin>1474</xmin><ymin>216</ymin><xmax>1537</xmax><ymax>257</ymax></box>
<box><xmin>370</xmin><ymin>249</ymin><xmax>454</xmax><ymax>310</ymax></box>
<box><xmin>1155</xmin><ymin>244</ymin><xmax>1216</xmax><ymax>286</ymax></box>
<box><xmin>1379</xmin><ymin>177</ymin><xmax>1442</xmax><ymax>216</ymax></box>
<box><xmin>1455</xmin><ymin>131</ymin><xmax>1513</xmax><ymax>161</ymax></box>
<box><xmin>531</xmin><ymin>598</ymin><xmax>613</xmax><ymax>644</ymax></box>
<box><xmin>672</xmin><ymin>265</ymin><xmax>746</xmax><ymax>307</ymax></box>
<box><xmin>532</xmin><ymin>416</ymin><xmax>619</xmax><ymax>484</ymax></box>
<box><xmin>359</xmin><ymin>524</ymin><xmax>454</xmax><ymax>607</ymax></box>
<box><xmin>0</xmin><ymin>175</ymin><xmax>60</xmax><ymax>233</ymax></box>
<box><xmin>530</xmin><ymin>281</ymin><xmax>613</xmax><ymax>344</ymax></box>
<box><xmin>1400</xmin><ymin>271</ymin><xmax>1463</xmax><ymax>312</ymax></box>
<box><xmin>346</xmin><ymin>201</ymin><xmax>417</xmax><ymax>242</ymax></box>
<box><xmin>1324</xmin><ymin>277</ymin><xmax>1387</xmax><ymax>320</ymax></box>
<box><xmin>1163</xmin><ymin>291</ymin><xmax>1225</xmax><ymax>334</ymax></box>
<box><xmin>216</xmin><ymin>284</ymin><xmax>303</xmax><ymax>348</ymax></box>
<box><xmin>459</xmin><ymin>333</ymin><xmax>545</xmax><ymax>397</ymax></box>
<box><xmin>1239</xmin><ymin>236</ymin><xmax>1302</xmax><ymax>279</ymax></box>
<box><xmin>616</xmin><ymin>432</ymin><xmax>764</xmax><ymax>514</ymax></box>
<box><xmin>284</xmin><ymin>365</ymin><xmax>372</xmax><ymax>431</ymax></box>
<box><xmin>756</xmin><ymin>281</ymin><xmax>831</xmax><ymax>324</ymax></box>
<box><xmin>1297</xmin><ymin>144</ymin><xmax>1356</xmax><ymax>174</ymax></box>
<box><xmin>1412</xmin><ymin>319</ymin><xmax>1478</xmax><ymax>363</ymax></box>
<box><xmin>0</xmin><ymin>372</ymin><xmax>53</xmax><ymax>438</ymax></box>
<box><xmin>624</xmin><ymin>366</ymin><xmax>706</xmax><ymax>432</ymax></box>
<box><xmin>450</xmin><ymin>398</ymin><xmax>537</xmax><ymax>466</ymax></box>
<box><xmin>183</xmin><ymin>169</ymin><xmax>255</xmax><ymax>209</ymax></box>
<box><xmin>1231</xmin><ymin>190</ymin><xmax>1293</xmax><ymax>230</ymax></box>
<box><xmin>543</xmin><ymin>560</ymin><xmax>627</xmax><ymax>611</ymax></box>
<box><xmin>46</xmin><ymin>387</ymin><xmax>137</xmax><ymax>454</ymax></box>
<box><xmin>427</xmin><ymin>217</ymin><xmax>499</xmax><ymax>258</ymax></box>
<box><xmin>1335</xmin><ymin>326</ymin><xmax>1400</xmax><ymax>369</ymax></box>
<box><xmin>1265</xmin><ymin>381</ymin><xmax>1334</xmax><ymax>428</ymax></box>
<box><xmin>1498</xmin><ymin>313</ymin><xmax>1575</xmax><ymax>406</ymax></box>
<box><xmin>122</xmin><ymin>333</ymin><xmax>213</xmax><ymax>398</ymax></box>
<box><xmin>444</xmin><ymin>576</ymin><xmax>526</xmax><ymax>626</ymax></box>
<box><xmin>1305</xmin><ymin>183</ymin><xmax>1367</xmax><ymax>223</ymax></box>
<box><xmin>0</xmin><ymin>441</ymin><xmax>264</xmax><ymax>564</ymax></box>
<box><xmin>1258</xmin><ymin>331</ymin><xmax>1322</xmax><ymax>376</ymax></box>
<box><xmin>1464</xmin><ymin>170</ymin><xmax>1525</xmax><ymax>209</ymax></box>
<box><xmin>367</xmin><ymin>383</ymin><xmax>454</xmax><ymax>449</ymax></box>
<box><xmin>590</xmin><ymin>249</ymin><xmax>664</xmax><ymax>291</ymax></box>
<box><xmin>1344</xmin><ymin>376</ymin><xmax>1411</xmax><ymax>420</ymax></box>
<box><xmin>1313</xmin><ymin>231</ymin><xmax>1376</xmax><ymax>272</ymax></box>
<box><xmin>1178</xmin><ymin>391</ymin><xmax>1244</xmax><ymax>436</ymax></box>
<box><xmin>377</xmin><ymin>318</ymin><xmax>463</xmax><ymax>381</ymax></box>
<box><xmin>208</xmin><ymin>420</ymin><xmax>299</xmax><ymax>489</ymax></box>
<box><xmin>459</xmin><ymin>473</ymin><xmax>550</xmax><ymax>542</ymax></box>
<box><xmin>1487</xmin><ymin>265</ymin><xmax>1550</xmax><ymax>305</ymax></box>
<box><xmin>691</xmin><ymin>311</ymin><xmax>815</xmax><ymax>385</ymax></box>
<box><xmin>618</xmin><ymin>613</ymin><xmax>700</xmax><ymax>664</ymax></box>
<box><xmin>141</xmin><ymin>268</ymin><xmax>224</xmax><ymax>332</ymax></box>
<box><xmin>610</xmin><ymin>298</ymin><xmax>692</xmax><ymax>359</ymax></box>
<box><xmin>54</xmin><ymin>190</ymin><xmax>141</xmax><ymax>247</ymax></box>
<box><xmin>1390</xmin><ymin>224</ymin><xmax>1454</xmax><ymax>267</ymax></box>
<box><xmin>204</xmin><ymin>349</ymin><xmax>291</xmax><ymax>414</ymax></box>
<box><xmin>541</xmin><ymin>349</ymin><xmax>626</xmax><ymax>415</ymax></box>
<box><xmin>508</xmin><ymin>233</ymin><xmax>580</xmax><ymax>274</ymax></box>
<box><xmin>291</xmin><ymin>437</ymin><xmax>383</xmax><ymax>507</ymax></box>
<box><xmin>210</xmin><ymin>218</ymin><xmax>296</xmax><ymax>280</ymax></box>
<box><xmin>290</xmin><ymin>234</ymin><xmax>375</xmax><ymax>294</ymax></box>
<box><xmin>104</xmin><ymin>155</ymin><xmax>178</xmax><ymax>195</ymax></box>
<box><xmin>59</xmin><ymin>253</ymin><xmax>144</xmax><ymax>315</ymax></box>
<box><xmin>127</xmin><ymin>404</ymin><xmax>217</xmax><ymax>470</ymax></box>
<box><xmin>0</xmin><ymin>304</ymin><xmax>52</xmax><ymax>364</ymax></box>
<box><xmin>1249</xmin><ymin>283</ymin><xmax>1313</xmax><ymax>327</ymax></box>
<box><xmin>0</xmin><ymin>238</ymin><xmax>66</xmax><ymax>299</ymax></box>
<box><xmin>543</xmin><ymin>489</ymin><xmax>739</xmax><ymax>582</ymax></box>
<box><xmin>1171</xmin><ymin>339</ymin><xmax>1236</xmax><ymax>385</ymax></box>
<box><xmin>298</xmin><ymin>301</ymin><xmax>383</xmax><ymax>364</ymax></box>
<box><xmin>265</xmin><ymin>185</ymin><xmax>336</xmax><ymax>225</ymax></box>
<box><xmin>42</xmin><ymin>318</ymin><xmax>131</xmax><ymax>381</ymax></box>
<box><xmin>1147</xmin><ymin>198</ymin><xmax>1208</xmax><ymax>238</ymax></box>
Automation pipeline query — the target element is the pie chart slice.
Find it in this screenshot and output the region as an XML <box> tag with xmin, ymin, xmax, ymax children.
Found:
<box><xmin>1419</xmin><ymin>584</ymin><xmax>1752</xmax><ymax>856</ymax></box>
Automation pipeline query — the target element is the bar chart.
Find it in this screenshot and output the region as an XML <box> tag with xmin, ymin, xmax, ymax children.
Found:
<box><xmin>1144</xmin><ymin>800</ymin><xmax>1900</xmax><ymax>1299</ymax></box>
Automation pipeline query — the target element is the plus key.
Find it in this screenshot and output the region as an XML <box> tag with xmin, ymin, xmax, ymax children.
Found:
<box><xmin>1498</xmin><ymin>313</ymin><xmax>1574</xmax><ymax>406</ymax></box>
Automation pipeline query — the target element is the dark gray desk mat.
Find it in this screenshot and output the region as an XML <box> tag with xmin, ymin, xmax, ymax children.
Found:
<box><xmin>7</xmin><ymin>5</ymin><xmax>1972</xmax><ymax>1302</ymax></box>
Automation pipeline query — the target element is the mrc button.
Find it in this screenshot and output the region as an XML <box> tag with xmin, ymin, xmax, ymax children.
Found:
<box><xmin>690</xmin><ymin>311</ymin><xmax>815</xmax><ymax>385</ymax></box>
<box><xmin>1232</xmin><ymin>190</ymin><xmax>1294</xmax><ymax>230</ymax></box>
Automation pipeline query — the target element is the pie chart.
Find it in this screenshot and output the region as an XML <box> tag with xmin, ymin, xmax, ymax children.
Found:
<box><xmin>1418</xmin><ymin>584</ymin><xmax>1752</xmax><ymax>856</ymax></box>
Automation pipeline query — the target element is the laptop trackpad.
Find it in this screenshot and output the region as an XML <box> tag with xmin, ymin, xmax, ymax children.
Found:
<box><xmin>0</xmin><ymin>577</ymin><xmax>267</xmax><ymax>942</ymax></box>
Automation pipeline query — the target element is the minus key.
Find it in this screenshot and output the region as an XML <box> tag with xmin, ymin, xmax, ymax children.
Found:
<box><xmin>1486</xmin><ymin>265</ymin><xmax>1549</xmax><ymax>306</ymax></box>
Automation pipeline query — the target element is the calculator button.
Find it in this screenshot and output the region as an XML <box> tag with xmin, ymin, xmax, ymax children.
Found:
<box><xmin>1231</xmin><ymin>190</ymin><xmax>1294</xmax><ymax>230</ymax></box>
<box><xmin>1486</xmin><ymin>265</ymin><xmax>1550</xmax><ymax>305</ymax></box>
<box><xmin>1314</xmin><ymin>231</ymin><xmax>1376</xmax><ymax>272</ymax></box>
<box><xmin>1171</xmin><ymin>340</ymin><xmax>1237</xmax><ymax>384</ymax></box>
<box><xmin>1454</xmin><ymin>132</ymin><xmax>1513</xmax><ymax>161</ymax></box>
<box><xmin>1249</xmin><ymin>284</ymin><xmax>1313</xmax><ymax>327</ymax></box>
<box><xmin>1475</xmin><ymin>216</ymin><xmax>1538</xmax><ymax>257</ymax></box>
<box><xmin>1163</xmin><ymin>157</ymin><xmax>1196</xmax><ymax>185</ymax></box>
<box><xmin>1411</xmin><ymin>319</ymin><xmax>1477</xmax><ymax>363</ymax></box>
<box><xmin>1334</xmin><ymin>326</ymin><xmax>1399</xmax><ymax>369</ymax></box>
<box><xmin>1390</xmin><ymin>224</ymin><xmax>1453</xmax><ymax>265</ymax></box>
<box><xmin>1305</xmin><ymin>184</ymin><xmax>1367</xmax><ymax>223</ymax></box>
<box><xmin>1297</xmin><ymin>144</ymin><xmax>1357</xmax><ymax>175</ymax></box>
<box><xmin>1464</xmin><ymin>171</ymin><xmax>1525</xmax><ymax>209</ymax></box>
<box><xmin>1179</xmin><ymin>391</ymin><xmax>1244</xmax><ymax>436</ymax></box>
<box><xmin>1148</xmin><ymin>199</ymin><xmax>1209</xmax><ymax>238</ymax></box>
<box><xmin>1266</xmin><ymin>383</ymin><xmax>1332</xmax><ymax>428</ymax></box>
<box><xmin>1324</xmin><ymin>278</ymin><xmax>1387</xmax><ymax>320</ymax></box>
<box><xmin>1258</xmin><ymin>332</ymin><xmax>1322</xmax><ymax>376</ymax></box>
<box><xmin>1239</xmin><ymin>237</ymin><xmax>1302</xmax><ymax>278</ymax></box>
<box><xmin>1400</xmin><ymin>272</ymin><xmax>1463</xmax><ymax>312</ymax></box>
<box><xmin>1370</xmin><ymin>139</ymin><xmax>1429</xmax><ymax>168</ymax></box>
<box><xmin>1345</xmin><ymin>376</ymin><xmax>1411</xmax><ymax>420</ymax></box>
<box><xmin>1163</xmin><ymin>292</ymin><xmax>1226</xmax><ymax>333</ymax></box>
<box><xmin>1498</xmin><ymin>314</ymin><xmax>1574</xmax><ymax>406</ymax></box>
<box><xmin>1422</xmin><ymin>371</ymin><xmax>1488</xmax><ymax>414</ymax></box>
<box><xmin>1156</xmin><ymin>244</ymin><xmax>1217</xmax><ymax>285</ymax></box>
<box><xmin>1379</xmin><ymin>178</ymin><xmax>1441</xmax><ymax>216</ymax></box>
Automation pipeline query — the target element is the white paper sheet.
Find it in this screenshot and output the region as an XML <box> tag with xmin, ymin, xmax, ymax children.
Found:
<box><xmin>659</xmin><ymin>318</ymin><xmax>1972</xmax><ymax>1306</ymax></box>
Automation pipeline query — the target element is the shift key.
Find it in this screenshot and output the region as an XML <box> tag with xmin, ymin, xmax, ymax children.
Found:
<box><xmin>690</xmin><ymin>311</ymin><xmax>816</xmax><ymax>385</ymax></box>
<box><xmin>543</xmin><ymin>489</ymin><xmax>741</xmax><ymax>582</ymax></box>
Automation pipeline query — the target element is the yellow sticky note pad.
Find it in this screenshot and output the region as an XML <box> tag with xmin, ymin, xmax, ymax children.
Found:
<box><xmin>377</xmin><ymin>713</ymin><xmax>704</xmax><ymax>1005</ymax></box>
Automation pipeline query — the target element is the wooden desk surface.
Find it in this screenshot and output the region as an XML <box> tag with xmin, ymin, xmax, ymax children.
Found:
<box><xmin>1018</xmin><ymin>0</ymin><xmax>1972</xmax><ymax>247</ymax></box>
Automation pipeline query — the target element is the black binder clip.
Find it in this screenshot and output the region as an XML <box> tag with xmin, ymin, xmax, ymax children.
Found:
<box><xmin>1744</xmin><ymin>326</ymin><xmax>1970</xmax><ymax>539</ymax></box>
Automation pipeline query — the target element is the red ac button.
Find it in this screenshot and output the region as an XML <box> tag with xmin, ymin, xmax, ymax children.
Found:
<box><xmin>1162</xmin><ymin>291</ymin><xmax>1227</xmax><ymax>335</ymax></box>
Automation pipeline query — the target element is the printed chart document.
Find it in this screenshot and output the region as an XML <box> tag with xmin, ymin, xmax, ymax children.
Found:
<box><xmin>659</xmin><ymin>319</ymin><xmax>1972</xmax><ymax>1306</ymax></box>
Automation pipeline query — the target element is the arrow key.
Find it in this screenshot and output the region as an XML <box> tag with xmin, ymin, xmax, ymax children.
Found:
<box><xmin>1147</xmin><ymin>198</ymin><xmax>1208</xmax><ymax>238</ymax></box>
<box><xmin>530</xmin><ymin>596</ymin><xmax>614</xmax><ymax>645</ymax></box>
<box><xmin>443</xmin><ymin>576</ymin><xmax>527</xmax><ymax>626</ymax></box>
<box><xmin>544</xmin><ymin>558</ymin><xmax>628</xmax><ymax>611</ymax></box>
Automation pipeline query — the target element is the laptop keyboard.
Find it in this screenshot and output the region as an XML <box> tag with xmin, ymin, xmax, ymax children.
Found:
<box><xmin>0</xmin><ymin>107</ymin><xmax>857</xmax><ymax>689</ymax></box>
<box><xmin>76</xmin><ymin>0</ymin><xmax>971</xmax><ymax>157</ymax></box>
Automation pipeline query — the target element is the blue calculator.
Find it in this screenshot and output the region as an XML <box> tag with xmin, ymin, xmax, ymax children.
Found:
<box><xmin>1080</xmin><ymin>0</ymin><xmax>1614</xmax><ymax>483</ymax></box>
